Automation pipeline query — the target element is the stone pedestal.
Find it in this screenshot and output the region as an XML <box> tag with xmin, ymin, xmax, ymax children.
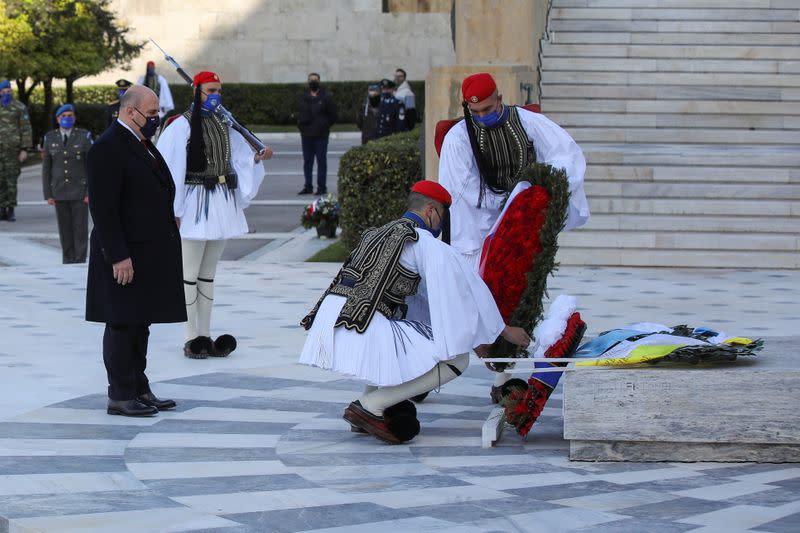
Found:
<box><xmin>563</xmin><ymin>337</ymin><xmax>800</xmax><ymax>462</ymax></box>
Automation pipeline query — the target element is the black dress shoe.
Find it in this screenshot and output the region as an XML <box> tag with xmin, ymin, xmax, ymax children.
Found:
<box><xmin>298</xmin><ymin>187</ymin><xmax>313</xmax><ymax>195</ymax></box>
<box><xmin>314</xmin><ymin>188</ymin><xmax>327</xmax><ymax>196</ymax></box>
<box><xmin>107</xmin><ymin>399</ymin><xmax>158</xmax><ymax>417</ymax></box>
<box><xmin>5</xmin><ymin>207</ymin><xmax>14</xmax><ymax>222</ymax></box>
<box><xmin>138</xmin><ymin>392</ymin><xmax>177</xmax><ymax>411</ymax></box>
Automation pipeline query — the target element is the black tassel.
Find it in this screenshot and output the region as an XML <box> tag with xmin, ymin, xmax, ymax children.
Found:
<box><xmin>187</xmin><ymin>87</ymin><xmax>207</xmax><ymax>173</ymax></box>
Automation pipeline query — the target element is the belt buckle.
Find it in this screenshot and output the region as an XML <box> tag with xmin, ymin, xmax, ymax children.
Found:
<box><xmin>218</xmin><ymin>175</ymin><xmax>226</xmax><ymax>184</ymax></box>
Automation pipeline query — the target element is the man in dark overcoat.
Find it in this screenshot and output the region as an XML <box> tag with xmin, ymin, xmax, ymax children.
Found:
<box><xmin>86</xmin><ymin>85</ymin><xmax>186</xmax><ymax>417</ymax></box>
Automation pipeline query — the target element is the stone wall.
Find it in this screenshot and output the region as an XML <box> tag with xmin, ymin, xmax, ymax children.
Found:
<box><xmin>79</xmin><ymin>0</ymin><xmax>455</xmax><ymax>86</ymax></box>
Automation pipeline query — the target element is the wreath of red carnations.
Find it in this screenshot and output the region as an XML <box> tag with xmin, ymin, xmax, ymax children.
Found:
<box><xmin>479</xmin><ymin>163</ymin><xmax>571</xmax><ymax>371</ymax></box>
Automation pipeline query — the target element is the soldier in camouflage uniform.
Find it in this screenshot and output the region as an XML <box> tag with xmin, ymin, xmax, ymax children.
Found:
<box><xmin>42</xmin><ymin>104</ymin><xmax>93</xmax><ymax>263</ymax></box>
<box><xmin>0</xmin><ymin>79</ymin><xmax>33</xmax><ymax>221</ymax></box>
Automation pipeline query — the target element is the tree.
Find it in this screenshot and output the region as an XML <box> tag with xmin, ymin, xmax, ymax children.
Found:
<box><xmin>1</xmin><ymin>0</ymin><xmax>142</xmax><ymax>130</ymax></box>
<box><xmin>0</xmin><ymin>0</ymin><xmax>37</xmax><ymax>103</ymax></box>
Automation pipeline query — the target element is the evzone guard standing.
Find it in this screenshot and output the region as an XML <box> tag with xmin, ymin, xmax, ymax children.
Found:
<box><xmin>299</xmin><ymin>181</ymin><xmax>530</xmax><ymax>443</ymax></box>
<box><xmin>157</xmin><ymin>71</ymin><xmax>273</xmax><ymax>359</ymax></box>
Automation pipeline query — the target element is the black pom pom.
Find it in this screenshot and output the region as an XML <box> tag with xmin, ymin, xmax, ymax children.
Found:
<box><xmin>213</xmin><ymin>334</ymin><xmax>237</xmax><ymax>357</ymax></box>
<box><xmin>384</xmin><ymin>400</ymin><xmax>416</xmax><ymax>419</ymax></box>
<box><xmin>189</xmin><ymin>336</ymin><xmax>214</xmax><ymax>355</ymax></box>
<box><xmin>385</xmin><ymin>413</ymin><xmax>420</xmax><ymax>442</ymax></box>
<box><xmin>501</xmin><ymin>378</ymin><xmax>528</xmax><ymax>397</ymax></box>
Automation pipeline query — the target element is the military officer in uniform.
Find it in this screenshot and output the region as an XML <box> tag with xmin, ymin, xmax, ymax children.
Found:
<box><xmin>0</xmin><ymin>79</ymin><xmax>33</xmax><ymax>222</ymax></box>
<box><xmin>376</xmin><ymin>78</ymin><xmax>407</xmax><ymax>139</ymax></box>
<box><xmin>42</xmin><ymin>104</ymin><xmax>93</xmax><ymax>263</ymax></box>
<box><xmin>106</xmin><ymin>79</ymin><xmax>133</xmax><ymax>127</ymax></box>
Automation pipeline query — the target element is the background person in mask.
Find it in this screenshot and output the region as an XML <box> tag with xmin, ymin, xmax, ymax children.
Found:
<box><xmin>297</xmin><ymin>72</ymin><xmax>337</xmax><ymax>195</ymax></box>
<box><xmin>438</xmin><ymin>72</ymin><xmax>589</xmax><ymax>270</ymax></box>
<box><xmin>137</xmin><ymin>60</ymin><xmax>174</xmax><ymax>119</ymax></box>
<box><xmin>393</xmin><ymin>68</ymin><xmax>416</xmax><ymax>130</ymax></box>
<box><xmin>355</xmin><ymin>84</ymin><xmax>382</xmax><ymax>145</ymax></box>
<box><xmin>106</xmin><ymin>79</ymin><xmax>133</xmax><ymax>127</ymax></box>
<box><xmin>42</xmin><ymin>104</ymin><xmax>93</xmax><ymax>263</ymax></box>
<box><xmin>376</xmin><ymin>78</ymin><xmax>407</xmax><ymax>139</ymax></box>
<box><xmin>85</xmin><ymin>85</ymin><xmax>184</xmax><ymax>418</ymax></box>
<box><xmin>0</xmin><ymin>79</ymin><xmax>33</xmax><ymax>222</ymax></box>
<box><xmin>157</xmin><ymin>70</ymin><xmax>272</xmax><ymax>359</ymax></box>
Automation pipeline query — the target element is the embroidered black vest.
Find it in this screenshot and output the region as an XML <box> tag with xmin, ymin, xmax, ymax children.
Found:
<box><xmin>183</xmin><ymin>111</ymin><xmax>236</xmax><ymax>188</ymax></box>
<box><xmin>473</xmin><ymin>106</ymin><xmax>536</xmax><ymax>192</ymax></box>
<box><xmin>301</xmin><ymin>218</ymin><xmax>422</xmax><ymax>333</ymax></box>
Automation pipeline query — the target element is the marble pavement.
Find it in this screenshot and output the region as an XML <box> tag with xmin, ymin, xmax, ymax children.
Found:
<box><xmin>1</xmin><ymin>257</ymin><xmax>799</xmax><ymax>532</ymax></box>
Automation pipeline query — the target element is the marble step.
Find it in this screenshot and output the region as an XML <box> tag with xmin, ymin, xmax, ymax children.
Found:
<box><xmin>586</xmin><ymin>197</ymin><xmax>798</xmax><ymax>217</ymax></box>
<box><xmin>553</xmin><ymin>0</ymin><xmax>794</xmax><ymax>7</ymax></box>
<box><xmin>548</xmin><ymin>19</ymin><xmax>800</xmax><ymax>33</ymax></box>
<box><xmin>559</xmin><ymin>229</ymin><xmax>798</xmax><ymax>252</ymax></box>
<box><xmin>541</xmin><ymin>84</ymin><xmax>798</xmax><ymax>102</ymax></box>
<box><xmin>586</xmin><ymin>213</ymin><xmax>798</xmax><ymax>233</ymax></box>
<box><xmin>551</xmin><ymin>7</ymin><xmax>800</xmax><ymax>21</ymax></box>
<box><xmin>542</xmin><ymin>43</ymin><xmax>800</xmax><ymax>60</ymax></box>
<box><xmin>584</xmin><ymin>181</ymin><xmax>800</xmax><ymax>200</ymax></box>
<box><xmin>548</xmin><ymin>31</ymin><xmax>800</xmax><ymax>46</ymax></box>
<box><xmin>557</xmin><ymin>246</ymin><xmax>800</xmax><ymax>268</ymax></box>
<box><xmin>568</xmin><ymin>127</ymin><xmax>800</xmax><ymax>144</ymax></box>
<box><xmin>542</xmin><ymin>57</ymin><xmax>797</xmax><ymax>73</ymax></box>
<box><xmin>543</xmin><ymin>98</ymin><xmax>800</xmax><ymax>115</ymax></box>
<box><xmin>542</xmin><ymin>71</ymin><xmax>800</xmax><ymax>88</ymax></box>
<box><xmin>547</xmin><ymin>112</ymin><xmax>800</xmax><ymax>130</ymax></box>
<box><xmin>585</xmin><ymin>165</ymin><xmax>800</xmax><ymax>184</ymax></box>
<box><xmin>583</xmin><ymin>148</ymin><xmax>800</xmax><ymax>167</ymax></box>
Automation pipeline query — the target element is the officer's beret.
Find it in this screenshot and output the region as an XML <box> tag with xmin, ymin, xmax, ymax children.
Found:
<box><xmin>0</xmin><ymin>79</ymin><xmax>10</xmax><ymax>90</ymax></box>
<box><xmin>55</xmin><ymin>103</ymin><xmax>75</xmax><ymax>117</ymax></box>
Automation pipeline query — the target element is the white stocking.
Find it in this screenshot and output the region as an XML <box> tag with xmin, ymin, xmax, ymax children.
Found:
<box><xmin>181</xmin><ymin>240</ymin><xmax>205</xmax><ymax>341</ymax></box>
<box><xmin>196</xmin><ymin>240</ymin><xmax>226</xmax><ymax>338</ymax></box>
<box><xmin>359</xmin><ymin>353</ymin><xmax>469</xmax><ymax>416</ymax></box>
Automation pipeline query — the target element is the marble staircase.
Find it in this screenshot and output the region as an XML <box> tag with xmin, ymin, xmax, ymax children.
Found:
<box><xmin>543</xmin><ymin>0</ymin><xmax>800</xmax><ymax>268</ymax></box>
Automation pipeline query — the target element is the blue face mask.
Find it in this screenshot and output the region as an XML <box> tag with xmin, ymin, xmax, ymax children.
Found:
<box><xmin>472</xmin><ymin>104</ymin><xmax>507</xmax><ymax>128</ymax></box>
<box><xmin>117</xmin><ymin>89</ymin><xmax>126</xmax><ymax>100</ymax></box>
<box><xmin>201</xmin><ymin>93</ymin><xmax>222</xmax><ymax>114</ymax></box>
<box><xmin>0</xmin><ymin>92</ymin><xmax>12</xmax><ymax>107</ymax></box>
<box><xmin>59</xmin><ymin>115</ymin><xmax>75</xmax><ymax>129</ymax></box>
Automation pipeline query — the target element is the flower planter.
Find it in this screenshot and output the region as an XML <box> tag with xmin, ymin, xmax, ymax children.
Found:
<box><xmin>316</xmin><ymin>220</ymin><xmax>337</xmax><ymax>238</ymax></box>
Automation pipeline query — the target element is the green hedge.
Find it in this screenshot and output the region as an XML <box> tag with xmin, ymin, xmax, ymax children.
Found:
<box><xmin>25</xmin><ymin>80</ymin><xmax>425</xmax><ymax>144</ymax></box>
<box><xmin>338</xmin><ymin>129</ymin><xmax>422</xmax><ymax>249</ymax></box>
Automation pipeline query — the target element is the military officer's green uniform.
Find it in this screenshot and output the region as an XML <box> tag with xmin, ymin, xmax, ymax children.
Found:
<box><xmin>42</xmin><ymin>105</ymin><xmax>93</xmax><ymax>263</ymax></box>
<box><xmin>0</xmin><ymin>80</ymin><xmax>33</xmax><ymax>221</ymax></box>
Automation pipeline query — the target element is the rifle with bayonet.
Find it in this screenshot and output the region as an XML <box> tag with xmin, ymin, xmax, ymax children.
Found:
<box><xmin>149</xmin><ymin>38</ymin><xmax>268</xmax><ymax>156</ymax></box>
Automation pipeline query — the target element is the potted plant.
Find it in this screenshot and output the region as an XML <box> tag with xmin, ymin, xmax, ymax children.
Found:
<box><xmin>301</xmin><ymin>194</ymin><xmax>340</xmax><ymax>238</ymax></box>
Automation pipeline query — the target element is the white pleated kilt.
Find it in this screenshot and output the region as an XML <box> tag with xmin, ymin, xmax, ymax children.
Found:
<box><xmin>179</xmin><ymin>184</ymin><xmax>249</xmax><ymax>241</ymax></box>
<box><xmin>299</xmin><ymin>295</ymin><xmax>451</xmax><ymax>387</ymax></box>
